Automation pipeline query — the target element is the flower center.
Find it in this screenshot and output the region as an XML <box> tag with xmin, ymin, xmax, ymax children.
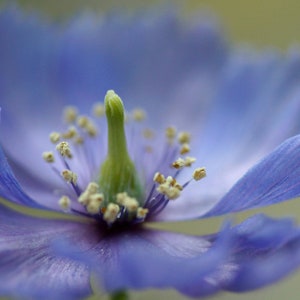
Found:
<box><xmin>42</xmin><ymin>90</ymin><xmax>206</xmax><ymax>226</ymax></box>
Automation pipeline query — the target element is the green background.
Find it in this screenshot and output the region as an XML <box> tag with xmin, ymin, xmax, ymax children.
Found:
<box><xmin>2</xmin><ymin>0</ymin><xmax>300</xmax><ymax>299</ymax></box>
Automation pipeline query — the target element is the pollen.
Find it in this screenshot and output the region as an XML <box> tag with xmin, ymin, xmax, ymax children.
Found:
<box><xmin>153</xmin><ymin>172</ymin><xmax>166</xmax><ymax>184</ymax></box>
<box><xmin>193</xmin><ymin>167</ymin><xmax>206</xmax><ymax>181</ymax></box>
<box><xmin>180</xmin><ymin>143</ymin><xmax>190</xmax><ymax>155</ymax></box>
<box><xmin>165</xmin><ymin>126</ymin><xmax>176</xmax><ymax>140</ymax></box>
<box><xmin>64</xmin><ymin>106</ymin><xmax>78</xmax><ymax>123</ymax></box>
<box><xmin>62</xmin><ymin>126</ymin><xmax>77</xmax><ymax>139</ymax></box>
<box><xmin>116</xmin><ymin>192</ymin><xmax>139</xmax><ymax>213</ymax></box>
<box><xmin>42</xmin><ymin>151</ymin><xmax>55</xmax><ymax>163</ymax></box>
<box><xmin>172</xmin><ymin>158</ymin><xmax>185</xmax><ymax>169</ymax></box>
<box><xmin>132</xmin><ymin>108</ymin><xmax>146</xmax><ymax>121</ymax></box>
<box><xmin>93</xmin><ymin>102</ymin><xmax>105</xmax><ymax>117</ymax></box>
<box><xmin>157</xmin><ymin>176</ymin><xmax>182</xmax><ymax>200</ymax></box>
<box><xmin>86</xmin><ymin>193</ymin><xmax>104</xmax><ymax>214</ymax></box>
<box><xmin>49</xmin><ymin>132</ymin><xmax>61</xmax><ymax>144</ymax></box>
<box><xmin>178</xmin><ymin>131</ymin><xmax>191</xmax><ymax>144</ymax></box>
<box><xmin>103</xmin><ymin>203</ymin><xmax>120</xmax><ymax>223</ymax></box>
<box><xmin>59</xmin><ymin>195</ymin><xmax>71</xmax><ymax>210</ymax></box>
<box><xmin>137</xmin><ymin>207</ymin><xmax>149</xmax><ymax>219</ymax></box>
<box><xmin>61</xmin><ymin>169</ymin><xmax>78</xmax><ymax>184</ymax></box>
<box><xmin>77</xmin><ymin>115</ymin><xmax>89</xmax><ymax>128</ymax></box>
<box><xmin>86</xmin><ymin>182</ymin><xmax>99</xmax><ymax>194</ymax></box>
<box><xmin>56</xmin><ymin>141</ymin><xmax>72</xmax><ymax>158</ymax></box>
<box><xmin>184</xmin><ymin>156</ymin><xmax>196</xmax><ymax>167</ymax></box>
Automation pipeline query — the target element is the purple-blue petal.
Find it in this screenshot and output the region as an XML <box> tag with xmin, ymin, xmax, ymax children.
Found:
<box><xmin>0</xmin><ymin>204</ymin><xmax>94</xmax><ymax>299</ymax></box>
<box><xmin>204</xmin><ymin>135</ymin><xmax>300</xmax><ymax>218</ymax></box>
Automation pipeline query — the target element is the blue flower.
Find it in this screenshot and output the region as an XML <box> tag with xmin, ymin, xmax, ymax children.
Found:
<box><xmin>1</xmin><ymin>6</ymin><xmax>300</xmax><ymax>300</ymax></box>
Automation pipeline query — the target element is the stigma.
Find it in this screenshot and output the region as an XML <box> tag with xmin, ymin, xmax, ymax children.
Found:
<box><xmin>42</xmin><ymin>90</ymin><xmax>206</xmax><ymax>226</ymax></box>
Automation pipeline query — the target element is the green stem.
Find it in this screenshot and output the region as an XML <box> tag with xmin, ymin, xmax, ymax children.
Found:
<box><xmin>110</xmin><ymin>290</ymin><xmax>129</xmax><ymax>300</ymax></box>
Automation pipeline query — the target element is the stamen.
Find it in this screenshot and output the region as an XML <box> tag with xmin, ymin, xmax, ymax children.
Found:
<box><xmin>180</xmin><ymin>143</ymin><xmax>190</xmax><ymax>155</ymax></box>
<box><xmin>172</xmin><ymin>158</ymin><xmax>185</xmax><ymax>169</ymax></box>
<box><xmin>86</xmin><ymin>193</ymin><xmax>104</xmax><ymax>214</ymax></box>
<box><xmin>64</xmin><ymin>106</ymin><xmax>78</xmax><ymax>123</ymax></box>
<box><xmin>62</xmin><ymin>126</ymin><xmax>77</xmax><ymax>139</ymax></box>
<box><xmin>42</xmin><ymin>151</ymin><xmax>55</xmax><ymax>163</ymax></box>
<box><xmin>103</xmin><ymin>203</ymin><xmax>120</xmax><ymax>223</ymax></box>
<box><xmin>157</xmin><ymin>176</ymin><xmax>182</xmax><ymax>200</ymax></box>
<box><xmin>193</xmin><ymin>167</ymin><xmax>206</xmax><ymax>181</ymax></box>
<box><xmin>132</xmin><ymin>108</ymin><xmax>146</xmax><ymax>121</ymax></box>
<box><xmin>178</xmin><ymin>131</ymin><xmax>191</xmax><ymax>144</ymax></box>
<box><xmin>77</xmin><ymin>116</ymin><xmax>89</xmax><ymax>128</ymax></box>
<box><xmin>165</xmin><ymin>126</ymin><xmax>176</xmax><ymax>141</ymax></box>
<box><xmin>56</xmin><ymin>141</ymin><xmax>72</xmax><ymax>158</ymax></box>
<box><xmin>137</xmin><ymin>207</ymin><xmax>149</xmax><ymax>219</ymax></box>
<box><xmin>93</xmin><ymin>102</ymin><xmax>105</xmax><ymax>117</ymax></box>
<box><xmin>61</xmin><ymin>169</ymin><xmax>78</xmax><ymax>184</ymax></box>
<box><xmin>59</xmin><ymin>195</ymin><xmax>71</xmax><ymax>210</ymax></box>
<box><xmin>49</xmin><ymin>132</ymin><xmax>61</xmax><ymax>144</ymax></box>
<box><xmin>116</xmin><ymin>192</ymin><xmax>139</xmax><ymax>213</ymax></box>
<box><xmin>153</xmin><ymin>172</ymin><xmax>166</xmax><ymax>184</ymax></box>
<box><xmin>184</xmin><ymin>156</ymin><xmax>196</xmax><ymax>167</ymax></box>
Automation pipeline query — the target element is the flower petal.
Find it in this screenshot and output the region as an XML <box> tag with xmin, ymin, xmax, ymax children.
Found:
<box><xmin>204</xmin><ymin>135</ymin><xmax>300</xmax><ymax>217</ymax></box>
<box><xmin>223</xmin><ymin>214</ymin><xmax>300</xmax><ymax>291</ymax></box>
<box><xmin>0</xmin><ymin>203</ymin><xmax>94</xmax><ymax>299</ymax></box>
<box><xmin>53</xmin><ymin>214</ymin><xmax>300</xmax><ymax>298</ymax></box>
<box><xmin>0</xmin><ymin>144</ymin><xmax>43</xmax><ymax>208</ymax></box>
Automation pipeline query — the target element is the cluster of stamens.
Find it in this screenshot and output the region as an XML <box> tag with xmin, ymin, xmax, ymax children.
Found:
<box><xmin>42</xmin><ymin>90</ymin><xmax>206</xmax><ymax>226</ymax></box>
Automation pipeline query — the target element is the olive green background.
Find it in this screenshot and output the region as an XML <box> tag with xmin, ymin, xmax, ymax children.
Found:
<box><xmin>1</xmin><ymin>0</ymin><xmax>300</xmax><ymax>299</ymax></box>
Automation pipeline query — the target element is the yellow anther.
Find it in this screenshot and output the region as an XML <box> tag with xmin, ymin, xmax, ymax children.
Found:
<box><xmin>64</xmin><ymin>106</ymin><xmax>78</xmax><ymax>123</ymax></box>
<box><xmin>86</xmin><ymin>193</ymin><xmax>104</xmax><ymax>214</ymax></box>
<box><xmin>49</xmin><ymin>132</ymin><xmax>61</xmax><ymax>144</ymax></box>
<box><xmin>157</xmin><ymin>175</ymin><xmax>181</xmax><ymax>200</ymax></box>
<box><xmin>42</xmin><ymin>151</ymin><xmax>55</xmax><ymax>163</ymax></box>
<box><xmin>86</xmin><ymin>182</ymin><xmax>99</xmax><ymax>194</ymax></box>
<box><xmin>77</xmin><ymin>115</ymin><xmax>89</xmax><ymax>128</ymax></box>
<box><xmin>62</xmin><ymin>126</ymin><xmax>77</xmax><ymax>139</ymax></box>
<box><xmin>61</xmin><ymin>169</ymin><xmax>77</xmax><ymax>184</ymax></box>
<box><xmin>136</xmin><ymin>207</ymin><xmax>149</xmax><ymax>219</ymax></box>
<box><xmin>74</xmin><ymin>136</ymin><xmax>84</xmax><ymax>145</ymax></box>
<box><xmin>103</xmin><ymin>203</ymin><xmax>120</xmax><ymax>223</ymax></box>
<box><xmin>93</xmin><ymin>102</ymin><xmax>105</xmax><ymax>117</ymax></box>
<box><xmin>153</xmin><ymin>172</ymin><xmax>166</xmax><ymax>184</ymax></box>
<box><xmin>86</xmin><ymin>122</ymin><xmax>98</xmax><ymax>137</ymax></box>
<box><xmin>143</xmin><ymin>128</ymin><xmax>154</xmax><ymax>139</ymax></box>
<box><xmin>184</xmin><ymin>156</ymin><xmax>196</xmax><ymax>167</ymax></box>
<box><xmin>116</xmin><ymin>192</ymin><xmax>139</xmax><ymax>213</ymax></box>
<box><xmin>172</xmin><ymin>158</ymin><xmax>185</xmax><ymax>169</ymax></box>
<box><xmin>59</xmin><ymin>195</ymin><xmax>71</xmax><ymax>210</ymax></box>
<box><xmin>165</xmin><ymin>126</ymin><xmax>176</xmax><ymax>140</ymax></box>
<box><xmin>180</xmin><ymin>143</ymin><xmax>190</xmax><ymax>155</ymax></box>
<box><xmin>132</xmin><ymin>108</ymin><xmax>146</xmax><ymax>121</ymax></box>
<box><xmin>193</xmin><ymin>167</ymin><xmax>206</xmax><ymax>181</ymax></box>
<box><xmin>56</xmin><ymin>142</ymin><xmax>72</xmax><ymax>158</ymax></box>
<box><xmin>178</xmin><ymin>131</ymin><xmax>191</xmax><ymax>144</ymax></box>
<box><xmin>78</xmin><ymin>191</ymin><xmax>90</xmax><ymax>205</ymax></box>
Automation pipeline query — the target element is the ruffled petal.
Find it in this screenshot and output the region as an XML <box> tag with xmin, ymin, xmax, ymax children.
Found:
<box><xmin>223</xmin><ymin>214</ymin><xmax>300</xmax><ymax>291</ymax></box>
<box><xmin>204</xmin><ymin>135</ymin><xmax>300</xmax><ymax>217</ymax></box>
<box><xmin>0</xmin><ymin>203</ymin><xmax>95</xmax><ymax>299</ymax></box>
<box><xmin>53</xmin><ymin>214</ymin><xmax>300</xmax><ymax>298</ymax></box>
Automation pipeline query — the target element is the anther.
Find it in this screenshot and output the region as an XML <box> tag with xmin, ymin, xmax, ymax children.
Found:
<box><xmin>62</xmin><ymin>126</ymin><xmax>77</xmax><ymax>139</ymax></box>
<box><xmin>153</xmin><ymin>172</ymin><xmax>166</xmax><ymax>184</ymax></box>
<box><xmin>42</xmin><ymin>151</ymin><xmax>55</xmax><ymax>163</ymax></box>
<box><xmin>86</xmin><ymin>193</ymin><xmax>104</xmax><ymax>214</ymax></box>
<box><xmin>178</xmin><ymin>131</ymin><xmax>191</xmax><ymax>144</ymax></box>
<box><xmin>132</xmin><ymin>108</ymin><xmax>146</xmax><ymax>121</ymax></box>
<box><xmin>64</xmin><ymin>106</ymin><xmax>78</xmax><ymax>123</ymax></box>
<box><xmin>56</xmin><ymin>141</ymin><xmax>72</xmax><ymax>158</ymax></box>
<box><xmin>61</xmin><ymin>169</ymin><xmax>78</xmax><ymax>184</ymax></box>
<box><xmin>180</xmin><ymin>143</ymin><xmax>190</xmax><ymax>155</ymax></box>
<box><xmin>184</xmin><ymin>156</ymin><xmax>196</xmax><ymax>167</ymax></box>
<box><xmin>59</xmin><ymin>195</ymin><xmax>71</xmax><ymax>210</ymax></box>
<box><xmin>93</xmin><ymin>103</ymin><xmax>105</xmax><ymax>117</ymax></box>
<box><xmin>165</xmin><ymin>126</ymin><xmax>176</xmax><ymax>141</ymax></box>
<box><xmin>49</xmin><ymin>132</ymin><xmax>61</xmax><ymax>144</ymax></box>
<box><xmin>193</xmin><ymin>167</ymin><xmax>206</xmax><ymax>181</ymax></box>
<box><xmin>116</xmin><ymin>192</ymin><xmax>139</xmax><ymax>213</ymax></box>
<box><xmin>103</xmin><ymin>203</ymin><xmax>120</xmax><ymax>223</ymax></box>
<box><xmin>136</xmin><ymin>207</ymin><xmax>149</xmax><ymax>219</ymax></box>
<box><xmin>172</xmin><ymin>158</ymin><xmax>185</xmax><ymax>169</ymax></box>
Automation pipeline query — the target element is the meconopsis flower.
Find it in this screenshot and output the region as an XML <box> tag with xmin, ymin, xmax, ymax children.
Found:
<box><xmin>2</xmin><ymin>6</ymin><xmax>300</xmax><ymax>300</ymax></box>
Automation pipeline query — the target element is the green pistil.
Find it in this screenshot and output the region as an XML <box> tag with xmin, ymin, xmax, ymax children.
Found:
<box><xmin>99</xmin><ymin>90</ymin><xmax>143</xmax><ymax>204</ymax></box>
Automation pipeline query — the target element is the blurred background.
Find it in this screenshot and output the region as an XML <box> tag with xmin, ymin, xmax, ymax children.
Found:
<box><xmin>1</xmin><ymin>0</ymin><xmax>300</xmax><ymax>299</ymax></box>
